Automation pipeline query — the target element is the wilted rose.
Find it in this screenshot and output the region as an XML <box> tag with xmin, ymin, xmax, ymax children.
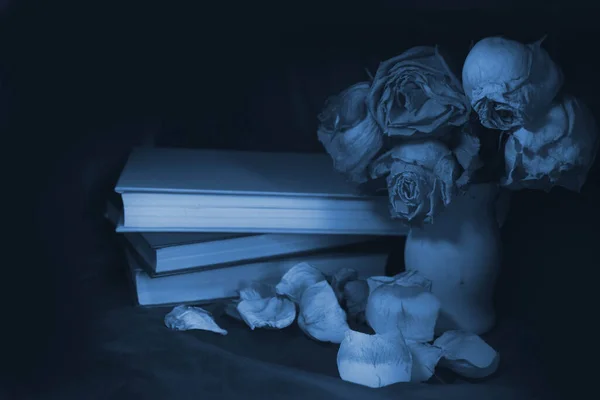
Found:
<box><xmin>317</xmin><ymin>82</ymin><xmax>384</xmax><ymax>183</ymax></box>
<box><xmin>367</xmin><ymin>46</ymin><xmax>470</xmax><ymax>140</ymax></box>
<box><xmin>462</xmin><ymin>36</ymin><xmax>563</xmax><ymax>131</ymax></box>
<box><xmin>501</xmin><ymin>94</ymin><xmax>599</xmax><ymax>192</ymax></box>
<box><xmin>370</xmin><ymin>141</ymin><xmax>460</xmax><ymax>225</ymax></box>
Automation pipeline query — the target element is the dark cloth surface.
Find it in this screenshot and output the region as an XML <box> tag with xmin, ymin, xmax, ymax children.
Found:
<box><xmin>15</xmin><ymin>214</ymin><xmax>557</xmax><ymax>400</ymax></box>
<box><xmin>45</xmin><ymin>305</ymin><xmax>553</xmax><ymax>400</ymax></box>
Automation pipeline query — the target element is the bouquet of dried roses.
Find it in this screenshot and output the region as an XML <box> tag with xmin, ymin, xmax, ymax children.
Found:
<box><xmin>318</xmin><ymin>37</ymin><xmax>599</xmax><ymax>227</ymax></box>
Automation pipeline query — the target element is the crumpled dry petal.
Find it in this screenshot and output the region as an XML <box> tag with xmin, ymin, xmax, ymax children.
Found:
<box><xmin>239</xmin><ymin>281</ymin><xmax>276</xmax><ymax>301</ymax></box>
<box><xmin>317</xmin><ymin>82</ymin><xmax>384</xmax><ymax>183</ymax></box>
<box><xmin>462</xmin><ymin>36</ymin><xmax>563</xmax><ymax>130</ymax></box>
<box><xmin>298</xmin><ymin>280</ymin><xmax>349</xmax><ymax>343</ymax></box>
<box><xmin>394</xmin><ymin>270</ymin><xmax>433</xmax><ymax>291</ymax></box>
<box><xmin>330</xmin><ymin>267</ymin><xmax>359</xmax><ymax>303</ymax></box>
<box><xmin>237</xmin><ymin>296</ymin><xmax>296</xmax><ymax>330</ymax></box>
<box><xmin>452</xmin><ymin>123</ymin><xmax>484</xmax><ymax>187</ymax></box>
<box><xmin>276</xmin><ymin>262</ymin><xmax>327</xmax><ymax>303</ymax></box>
<box><xmin>337</xmin><ymin>330</ymin><xmax>413</xmax><ymax>388</ymax></box>
<box><xmin>225</xmin><ymin>281</ymin><xmax>277</xmax><ymax>321</ymax></box>
<box><xmin>224</xmin><ymin>301</ymin><xmax>243</xmax><ymax>321</ymax></box>
<box><xmin>366</xmin><ymin>283</ymin><xmax>440</xmax><ymax>342</ymax></box>
<box><xmin>164</xmin><ymin>305</ymin><xmax>228</xmax><ymax>335</ymax></box>
<box><xmin>407</xmin><ymin>341</ymin><xmax>444</xmax><ymax>382</ymax></box>
<box><xmin>367</xmin><ymin>270</ymin><xmax>433</xmax><ymax>294</ymax></box>
<box><xmin>501</xmin><ymin>94</ymin><xmax>599</xmax><ymax>192</ymax></box>
<box><xmin>366</xmin><ymin>275</ymin><xmax>397</xmax><ymax>294</ymax></box>
<box><xmin>433</xmin><ymin>330</ymin><xmax>500</xmax><ymax>379</ymax></box>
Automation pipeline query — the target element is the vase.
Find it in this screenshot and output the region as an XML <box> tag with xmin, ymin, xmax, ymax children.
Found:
<box><xmin>404</xmin><ymin>183</ymin><xmax>505</xmax><ymax>336</ymax></box>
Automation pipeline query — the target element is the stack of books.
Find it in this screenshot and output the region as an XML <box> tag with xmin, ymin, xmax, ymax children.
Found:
<box><xmin>110</xmin><ymin>147</ymin><xmax>408</xmax><ymax>306</ymax></box>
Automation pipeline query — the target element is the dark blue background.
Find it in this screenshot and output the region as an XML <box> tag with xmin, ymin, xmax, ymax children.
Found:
<box><xmin>1</xmin><ymin>0</ymin><xmax>599</xmax><ymax>397</ymax></box>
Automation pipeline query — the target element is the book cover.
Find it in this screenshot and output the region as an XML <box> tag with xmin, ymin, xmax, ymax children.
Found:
<box><xmin>115</xmin><ymin>147</ymin><xmax>381</xmax><ymax>199</ymax></box>
<box><xmin>124</xmin><ymin>249</ymin><xmax>389</xmax><ymax>307</ymax></box>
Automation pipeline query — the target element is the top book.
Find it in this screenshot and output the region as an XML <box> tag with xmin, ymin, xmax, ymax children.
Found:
<box><xmin>115</xmin><ymin>147</ymin><xmax>377</xmax><ymax>199</ymax></box>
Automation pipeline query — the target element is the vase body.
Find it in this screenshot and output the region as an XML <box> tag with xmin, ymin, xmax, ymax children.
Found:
<box><xmin>404</xmin><ymin>184</ymin><xmax>503</xmax><ymax>335</ymax></box>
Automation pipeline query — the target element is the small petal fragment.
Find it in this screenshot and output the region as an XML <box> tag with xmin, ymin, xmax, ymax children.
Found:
<box><xmin>164</xmin><ymin>305</ymin><xmax>228</xmax><ymax>335</ymax></box>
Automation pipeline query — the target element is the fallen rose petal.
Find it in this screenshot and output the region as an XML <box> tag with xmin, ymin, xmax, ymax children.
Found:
<box><xmin>366</xmin><ymin>284</ymin><xmax>440</xmax><ymax>342</ymax></box>
<box><xmin>394</xmin><ymin>270</ymin><xmax>433</xmax><ymax>292</ymax></box>
<box><xmin>237</xmin><ymin>296</ymin><xmax>296</xmax><ymax>330</ymax></box>
<box><xmin>224</xmin><ymin>301</ymin><xmax>243</xmax><ymax>320</ymax></box>
<box><xmin>366</xmin><ymin>276</ymin><xmax>396</xmax><ymax>294</ymax></box>
<box><xmin>298</xmin><ymin>280</ymin><xmax>349</xmax><ymax>343</ymax></box>
<box><xmin>164</xmin><ymin>305</ymin><xmax>228</xmax><ymax>335</ymax></box>
<box><xmin>337</xmin><ymin>330</ymin><xmax>412</xmax><ymax>388</ymax></box>
<box><xmin>239</xmin><ymin>281</ymin><xmax>276</xmax><ymax>301</ymax></box>
<box><xmin>433</xmin><ymin>330</ymin><xmax>500</xmax><ymax>378</ymax></box>
<box><xmin>407</xmin><ymin>341</ymin><xmax>444</xmax><ymax>382</ymax></box>
<box><xmin>343</xmin><ymin>279</ymin><xmax>369</xmax><ymax>317</ymax></box>
<box><xmin>330</xmin><ymin>267</ymin><xmax>359</xmax><ymax>303</ymax></box>
<box><xmin>276</xmin><ymin>262</ymin><xmax>326</xmax><ymax>303</ymax></box>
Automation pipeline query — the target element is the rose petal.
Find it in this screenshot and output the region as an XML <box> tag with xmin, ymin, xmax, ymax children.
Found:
<box><xmin>407</xmin><ymin>341</ymin><xmax>444</xmax><ymax>382</ymax></box>
<box><xmin>502</xmin><ymin>95</ymin><xmax>599</xmax><ymax>192</ymax></box>
<box><xmin>330</xmin><ymin>267</ymin><xmax>359</xmax><ymax>303</ymax></box>
<box><xmin>298</xmin><ymin>280</ymin><xmax>349</xmax><ymax>343</ymax></box>
<box><xmin>366</xmin><ymin>275</ymin><xmax>396</xmax><ymax>294</ymax></box>
<box><xmin>164</xmin><ymin>305</ymin><xmax>227</xmax><ymax>335</ymax></box>
<box><xmin>224</xmin><ymin>301</ymin><xmax>243</xmax><ymax>321</ymax></box>
<box><xmin>452</xmin><ymin>124</ymin><xmax>483</xmax><ymax>188</ymax></box>
<box><xmin>394</xmin><ymin>270</ymin><xmax>433</xmax><ymax>292</ymax></box>
<box><xmin>433</xmin><ymin>330</ymin><xmax>500</xmax><ymax>379</ymax></box>
<box><xmin>237</xmin><ymin>296</ymin><xmax>296</xmax><ymax>330</ymax></box>
<box><xmin>366</xmin><ymin>284</ymin><xmax>440</xmax><ymax>342</ymax></box>
<box><xmin>239</xmin><ymin>281</ymin><xmax>276</xmax><ymax>301</ymax></box>
<box><xmin>370</xmin><ymin>141</ymin><xmax>454</xmax><ymax>178</ymax></box>
<box><xmin>337</xmin><ymin>330</ymin><xmax>412</xmax><ymax>388</ymax></box>
<box><xmin>343</xmin><ymin>279</ymin><xmax>369</xmax><ymax>317</ymax></box>
<box><xmin>367</xmin><ymin>270</ymin><xmax>432</xmax><ymax>294</ymax></box>
<box><xmin>317</xmin><ymin>82</ymin><xmax>384</xmax><ymax>183</ymax></box>
<box><xmin>275</xmin><ymin>262</ymin><xmax>327</xmax><ymax>303</ymax></box>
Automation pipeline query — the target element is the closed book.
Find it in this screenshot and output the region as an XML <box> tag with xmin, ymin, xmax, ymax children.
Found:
<box><xmin>106</xmin><ymin>201</ymin><xmax>380</xmax><ymax>276</ymax></box>
<box><xmin>124</xmin><ymin>249</ymin><xmax>389</xmax><ymax>307</ymax></box>
<box><xmin>115</xmin><ymin>147</ymin><xmax>407</xmax><ymax>235</ymax></box>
